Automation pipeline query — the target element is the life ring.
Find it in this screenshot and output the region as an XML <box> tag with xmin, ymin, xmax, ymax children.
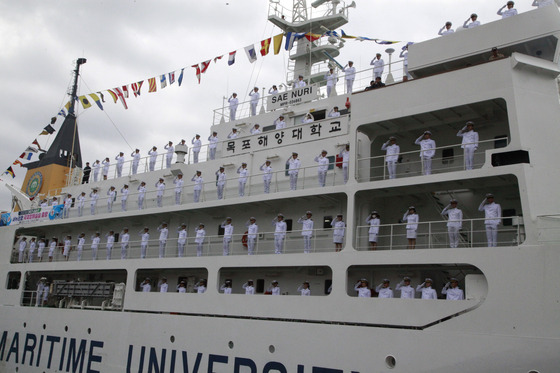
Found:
<box><xmin>241</xmin><ymin>231</ymin><xmax>248</xmax><ymax>248</ymax></box>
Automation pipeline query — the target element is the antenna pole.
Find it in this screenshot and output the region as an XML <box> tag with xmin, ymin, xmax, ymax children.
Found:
<box><xmin>68</xmin><ymin>58</ymin><xmax>87</xmax><ymax>116</ymax></box>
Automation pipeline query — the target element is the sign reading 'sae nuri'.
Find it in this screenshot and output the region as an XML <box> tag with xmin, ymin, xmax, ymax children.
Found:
<box><xmin>267</xmin><ymin>85</ymin><xmax>318</xmax><ymax>110</ymax></box>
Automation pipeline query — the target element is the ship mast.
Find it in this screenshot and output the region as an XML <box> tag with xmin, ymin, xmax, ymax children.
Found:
<box><xmin>67</xmin><ymin>58</ymin><xmax>87</xmax><ymax>116</ymax></box>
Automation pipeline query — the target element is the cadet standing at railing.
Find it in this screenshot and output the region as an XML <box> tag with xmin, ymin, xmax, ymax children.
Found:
<box><xmin>105</xmin><ymin>231</ymin><xmax>115</xmax><ymax>260</ymax></box>
<box><xmin>331</xmin><ymin>214</ymin><xmax>345</xmax><ymax>252</ymax></box>
<box><xmin>159</xmin><ymin>278</ymin><xmax>168</xmax><ymax>293</ymax></box>
<box><xmin>314</xmin><ymin>150</ymin><xmax>329</xmax><ymax>187</ymax></box>
<box><xmin>354</xmin><ymin>279</ymin><xmax>372</xmax><ymax>297</ymax></box>
<box><xmin>140</xmin><ymin>278</ymin><xmax>151</xmax><ymax>292</ymax></box>
<box><xmin>216</xmin><ymin>167</ymin><xmax>226</xmax><ymax>200</ymax></box>
<box><xmin>400</xmin><ymin>44</ymin><xmax>411</xmax><ymax>80</ymax></box>
<box><xmin>194</xmin><ymin>279</ymin><xmax>207</xmax><ymax>293</ymax></box>
<box><xmin>77</xmin><ymin>192</ymin><xmax>86</xmax><ymax>217</ymax></box>
<box><xmin>158</xmin><ymin>222</ymin><xmax>169</xmax><ymax>258</ymax></box>
<box><xmin>463</xmin><ymin>13</ymin><xmax>481</xmax><ymax>29</ymax></box>
<box><xmin>416</xmin><ymin>278</ymin><xmax>437</xmax><ymax>299</ymax></box>
<box><xmin>260</xmin><ymin>160</ymin><xmax>272</xmax><ymax>194</ymax></box>
<box><xmin>376</xmin><ymin>279</ymin><xmax>394</xmax><ymax>298</ymax></box>
<box><xmin>249</xmin><ymin>87</ymin><xmax>260</xmax><ymax>116</ymax></box>
<box><xmin>195</xmin><ymin>224</ymin><xmax>206</xmax><ymax>257</ymax></box>
<box><xmin>48</xmin><ymin>238</ymin><xmax>57</xmax><ymax>262</ymax></box>
<box><xmin>243</xmin><ymin>280</ymin><xmax>255</xmax><ymax>295</ymax></box>
<box><xmin>177</xmin><ymin>281</ymin><xmax>187</xmax><ymax>293</ymax></box>
<box><xmin>107</xmin><ymin>186</ymin><xmax>116</xmax><ymax>213</ymax></box>
<box><xmin>370</xmin><ymin>53</ymin><xmax>385</xmax><ymax>79</ymax></box>
<box><xmin>302</xmin><ymin>113</ymin><xmax>314</xmax><ymax>124</ymax></box>
<box><xmin>237</xmin><ymin>163</ymin><xmax>249</xmax><ymax>197</ymax></box>
<box><xmin>192</xmin><ymin>171</ymin><xmax>203</xmax><ymax>202</ymax></box>
<box><xmin>115</xmin><ymin>152</ymin><xmax>125</xmax><ymax>177</ymax></box>
<box><xmin>90</xmin><ymin>188</ymin><xmax>99</xmax><ymax>215</ymax></box>
<box><xmin>297</xmin><ymin>281</ymin><xmax>311</xmax><ymax>296</ymax></box>
<box><xmin>396</xmin><ymin>277</ymin><xmax>415</xmax><ymax>299</ymax></box>
<box><xmin>164</xmin><ymin>141</ymin><xmax>174</xmax><ymax>168</ymax></box>
<box><xmin>287</xmin><ymin>152</ymin><xmax>301</xmax><ymax>190</ymax></box>
<box><xmin>63</xmin><ymin>194</ymin><xmax>72</xmax><ymax>219</ymax></box>
<box><xmin>268</xmin><ymin>280</ymin><xmax>281</xmax><ymax>295</ymax></box>
<box><xmin>137</xmin><ymin>182</ymin><xmax>146</xmax><ymax>209</ymax></box>
<box><xmin>294</xmin><ymin>75</ymin><xmax>306</xmax><ymax>88</ymax></box>
<box><xmin>228</xmin><ymin>93</ymin><xmax>239</xmax><ymax>121</ymax></box>
<box><xmin>272</xmin><ymin>214</ymin><xmax>287</xmax><ymax>254</ymax></box>
<box><xmin>121</xmin><ymin>228</ymin><xmax>130</xmax><ymax>259</ymax></box>
<box><xmin>208</xmin><ymin>132</ymin><xmax>219</xmax><ymax>160</ymax></box>
<box><xmin>274</xmin><ymin>115</ymin><xmax>286</xmax><ymax>129</ymax></box>
<box><xmin>381</xmin><ymin>137</ymin><xmax>400</xmax><ymax>179</ymax></box>
<box><xmin>250</xmin><ymin>124</ymin><xmax>261</xmax><ymax>134</ymax></box>
<box><xmin>121</xmin><ymin>184</ymin><xmax>129</xmax><ymax>211</ymax></box>
<box><xmin>298</xmin><ymin>211</ymin><xmax>314</xmax><ymax>254</ymax></box>
<box><xmin>403</xmin><ymin>206</ymin><xmax>419</xmax><ymax>250</ymax></box>
<box><xmin>339</xmin><ymin>144</ymin><xmax>350</xmax><ymax>184</ymax></box>
<box><xmin>18</xmin><ymin>237</ymin><xmax>27</xmax><ymax>263</ymax></box>
<box><xmin>77</xmin><ymin>233</ymin><xmax>85</xmax><ymax>261</ymax></box>
<box><xmin>478</xmin><ymin>193</ymin><xmax>502</xmax><ymax>247</ymax></box>
<box><xmin>82</xmin><ymin>162</ymin><xmax>91</xmax><ymax>184</ymax></box>
<box><xmin>328</xmin><ymin>106</ymin><xmax>340</xmax><ymax>118</ymax></box>
<box><xmin>63</xmin><ymin>235</ymin><xmax>72</xmax><ymax>261</ymax></box>
<box><xmin>325</xmin><ymin>68</ymin><xmax>337</xmax><ymax>97</ymax></box>
<box><xmin>441</xmin><ymin>199</ymin><xmax>463</xmax><ymax>248</ymax></box>
<box><xmin>155</xmin><ymin>178</ymin><xmax>165</xmax><ymax>207</ymax></box>
<box><xmin>221</xmin><ymin>217</ymin><xmax>234</xmax><ymax>256</ymax></box>
<box><xmin>246</xmin><ymin>217</ymin><xmax>258</xmax><ymax>255</ymax></box>
<box><xmin>36</xmin><ymin>277</ymin><xmax>48</xmax><ymax>306</ymax></box>
<box><xmin>191</xmin><ymin>135</ymin><xmax>202</xmax><ymax>163</ymax></box>
<box><xmin>102</xmin><ymin>157</ymin><xmax>110</xmax><ymax>180</ymax></box>
<box><xmin>148</xmin><ymin>146</ymin><xmax>158</xmax><ymax>171</ymax></box>
<box><xmin>139</xmin><ymin>227</ymin><xmax>150</xmax><ymax>259</ymax></box>
<box><xmin>228</xmin><ymin>128</ymin><xmax>239</xmax><ymax>139</ymax></box>
<box><xmin>442</xmin><ymin>278</ymin><xmax>464</xmax><ymax>300</ymax></box>
<box><xmin>342</xmin><ymin>61</ymin><xmax>356</xmax><ymax>94</ymax></box>
<box><xmin>414</xmin><ymin>131</ymin><xmax>436</xmax><ymax>175</ymax></box>
<box><xmin>37</xmin><ymin>238</ymin><xmax>46</xmax><ymax>262</ymax></box>
<box><xmin>131</xmin><ymin>149</ymin><xmax>140</xmax><ymax>174</ymax></box>
<box><xmin>457</xmin><ymin>121</ymin><xmax>479</xmax><ymax>170</ymax></box>
<box><xmin>497</xmin><ymin>1</ymin><xmax>518</xmax><ymax>18</ymax></box>
<box><xmin>269</xmin><ymin>85</ymin><xmax>279</xmax><ymax>95</ymax></box>
<box><xmin>91</xmin><ymin>233</ymin><xmax>100</xmax><ymax>260</ymax></box>
<box><xmin>366</xmin><ymin>211</ymin><xmax>381</xmax><ymax>250</ymax></box>
<box><xmin>177</xmin><ymin>224</ymin><xmax>187</xmax><ymax>257</ymax></box>
<box><xmin>92</xmin><ymin>160</ymin><xmax>101</xmax><ymax>182</ymax></box>
<box><xmin>174</xmin><ymin>173</ymin><xmax>184</xmax><ymax>205</ymax></box>
<box><xmin>220</xmin><ymin>280</ymin><xmax>233</xmax><ymax>294</ymax></box>
<box><xmin>438</xmin><ymin>21</ymin><xmax>454</xmax><ymax>36</ymax></box>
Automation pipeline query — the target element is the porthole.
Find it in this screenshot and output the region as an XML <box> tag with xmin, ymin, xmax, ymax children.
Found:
<box><xmin>385</xmin><ymin>355</ymin><xmax>396</xmax><ymax>369</ymax></box>
<box><xmin>269</xmin><ymin>345</ymin><xmax>275</xmax><ymax>353</ymax></box>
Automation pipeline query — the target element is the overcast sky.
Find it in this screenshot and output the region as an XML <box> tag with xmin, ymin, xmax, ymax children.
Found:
<box><xmin>0</xmin><ymin>0</ymin><xmax>539</xmax><ymax>211</ymax></box>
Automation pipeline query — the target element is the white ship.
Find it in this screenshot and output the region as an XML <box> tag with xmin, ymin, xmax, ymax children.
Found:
<box><xmin>1</xmin><ymin>1</ymin><xmax>560</xmax><ymax>372</ymax></box>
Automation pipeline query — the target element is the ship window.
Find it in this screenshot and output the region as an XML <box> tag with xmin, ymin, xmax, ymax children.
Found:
<box><xmin>6</xmin><ymin>272</ymin><xmax>21</xmax><ymax>289</ymax></box>
<box><xmin>323</xmin><ymin>216</ymin><xmax>333</xmax><ymax>229</ymax></box>
<box><xmin>136</xmin><ymin>268</ymin><xmax>208</xmax><ymax>293</ymax></box>
<box><xmin>285</xmin><ymin>219</ymin><xmax>293</xmax><ymax>232</ymax></box>
<box><xmin>256</xmin><ymin>279</ymin><xmax>265</xmax><ymax>293</ymax></box>
<box><xmin>441</xmin><ymin>148</ymin><xmax>454</xmax><ymax>164</ymax></box>
<box><xmin>491</xmin><ymin>150</ymin><xmax>529</xmax><ymax>167</ymax></box>
<box><xmin>494</xmin><ymin>135</ymin><xmax>508</xmax><ymax>148</ymax></box>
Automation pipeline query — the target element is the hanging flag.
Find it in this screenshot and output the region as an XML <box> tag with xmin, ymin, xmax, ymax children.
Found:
<box><xmin>178</xmin><ymin>69</ymin><xmax>185</xmax><ymax>87</ymax></box>
<box><xmin>374</xmin><ymin>39</ymin><xmax>399</xmax><ymax>44</ymax></box>
<box><xmin>113</xmin><ymin>87</ymin><xmax>129</xmax><ymax>109</ymax></box>
<box><xmin>273</xmin><ymin>33</ymin><xmax>284</xmax><ymax>55</ymax></box>
<box><xmin>324</xmin><ymin>30</ymin><xmax>340</xmax><ymax>38</ymax></box>
<box><xmin>244</xmin><ymin>44</ymin><xmax>257</xmax><ymax>63</ymax></box>
<box><xmin>192</xmin><ymin>64</ymin><xmax>201</xmax><ymax>84</ymax></box>
<box><xmin>40</xmin><ymin>124</ymin><xmax>55</xmax><ymax>135</ymax></box>
<box><xmin>50</xmin><ymin>117</ymin><xmax>57</xmax><ymax>125</ymax></box>
<box><xmin>20</xmin><ymin>147</ymin><xmax>37</xmax><ymax>160</ymax></box>
<box><xmin>260</xmin><ymin>38</ymin><xmax>271</xmax><ymax>56</ymax></box>
<box><xmin>89</xmin><ymin>93</ymin><xmax>104</xmax><ymax>110</ymax></box>
<box><xmin>285</xmin><ymin>32</ymin><xmax>305</xmax><ymax>51</ymax></box>
<box><xmin>305</xmin><ymin>33</ymin><xmax>322</xmax><ymax>42</ymax></box>
<box><xmin>78</xmin><ymin>96</ymin><xmax>92</xmax><ymax>109</ymax></box>
<box><xmin>64</xmin><ymin>101</ymin><xmax>72</xmax><ymax>112</ymax></box>
<box><xmin>200</xmin><ymin>60</ymin><xmax>211</xmax><ymax>74</ymax></box>
<box><xmin>4</xmin><ymin>167</ymin><xmax>15</xmax><ymax>178</ymax></box>
<box><xmin>214</xmin><ymin>55</ymin><xmax>223</xmax><ymax>63</ymax></box>
<box><xmin>107</xmin><ymin>89</ymin><xmax>119</xmax><ymax>103</ymax></box>
<box><xmin>169</xmin><ymin>72</ymin><xmax>175</xmax><ymax>85</ymax></box>
<box><xmin>131</xmin><ymin>81</ymin><xmax>144</xmax><ymax>97</ymax></box>
<box><xmin>122</xmin><ymin>86</ymin><xmax>129</xmax><ymax>98</ymax></box>
<box><xmin>228</xmin><ymin>51</ymin><xmax>236</xmax><ymax>66</ymax></box>
<box><xmin>97</xmin><ymin>92</ymin><xmax>106</xmax><ymax>102</ymax></box>
<box><xmin>57</xmin><ymin>109</ymin><xmax>66</xmax><ymax>118</ymax></box>
<box><xmin>32</xmin><ymin>139</ymin><xmax>45</xmax><ymax>152</ymax></box>
<box><xmin>148</xmin><ymin>78</ymin><xmax>157</xmax><ymax>92</ymax></box>
<box><xmin>13</xmin><ymin>159</ymin><xmax>23</xmax><ymax>167</ymax></box>
<box><xmin>160</xmin><ymin>74</ymin><xmax>167</xmax><ymax>89</ymax></box>
<box><xmin>340</xmin><ymin>30</ymin><xmax>356</xmax><ymax>39</ymax></box>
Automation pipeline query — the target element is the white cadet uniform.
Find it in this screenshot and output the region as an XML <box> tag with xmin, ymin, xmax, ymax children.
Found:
<box><xmin>195</xmin><ymin>284</ymin><xmax>206</xmax><ymax>294</ymax></box>
<box><xmin>155</xmin><ymin>181</ymin><xmax>165</xmax><ymax>207</ymax></box>
<box><xmin>237</xmin><ymin>166</ymin><xmax>248</xmax><ymax>197</ymax></box>
<box><xmin>441</xmin><ymin>205</ymin><xmax>463</xmax><ymax>248</ymax></box>
<box><xmin>339</xmin><ymin>148</ymin><xmax>350</xmax><ymax>184</ymax></box>
<box><xmin>208</xmin><ymin>135</ymin><xmax>219</xmax><ymax>160</ymax></box>
<box><xmin>272</xmin><ymin>219</ymin><xmax>287</xmax><ymax>254</ymax></box>
<box><xmin>160</xmin><ymin>283</ymin><xmax>168</xmax><ymax>293</ymax></box>
<box><xmin>246</xmin><ymin>221</ymin><xmax>258</xmax><ymax>255</ymax></box>
<box><xmin>139</xmin><ymin>231</ymin><xmax>149</xmax><ymax>259</ymax></box>
<box><xmin>497</xmin><ymin>6</ymin><xmax>518</xmax><ymax>18</ymax></box>
<box><xmin>249</xmin><ymin>90</ymin><xmax>260</xmax><ymax>116</ymax></box>
<box><xmin>366</xmin><ymin>216</ymin><xmax>380</xmax><ymax>243</ymax></box>
<box><xmin>77</xmin><ymin>236</ymin><xmax>85</xmax><ymax>261</ymax></box>
<box><xmin>48</xmin><ymin>241</ymin><xmax>56</xmax><ymax>260</ymax></box>
<box><xmin>227</xmin><ymin>131</ymin><xmax>238</xmax><ymax>139</ymax></box>
<box><xmin>37</xmin><ymin>241</ymin><xmax>45</xmax><ymax>261</ymax></box>
<box><xmin>260</xmin><ymin>163</ymin><xmax>272</xmax><ymax>193</ymax></box>
<box><xmin>191</xmin><ymin>137</ymin><xmax>202</xmax><ymax>163</ymax></box>
<box><xmin>438</xmin><ymin>26</ymin><xmax>455</xmax><ymax>36</ymax></box>
<box><xmin>343</xmin><ymin>65</ymin><xmax>356</xmax><ymax>94</ymax></box>
<box><xmin>107</xmin><ymin>189</ymin><xmax>116</xmax><ymax>213</ymax></box>
<box><xmin>115</xmin><ymin>154</ymin><xmax>124</xmax><ymax>177</ymax></box>
<box><xmin>416</xmin><ymin>284</ymin><xmax>437</xmax><ymax>299</ymax></box>
<box><xmin>287</xmin><ymin>157</ymin><xmax>301</xmax><ymax>190</ymax></box>
<box><xmin>77</xmin><ymin>194</ymin><xmax>85</xmax><ymax>217</ymax></box>
<box><xmin>400</xmin><ymin>50</ymin><xmax>410</xmax><ymax>79</ymax></box>
<box><xmin>375</xmin><ymin>284</ymin><xmax>394</xmax><ymax>298</ymax></box>
<box><xmin>18</xmin><ymin>239</ymin><xmax>27</xmax><ymax>263</ymax></box>
<box><xmin>457</xmin><ymin>128</ymin><xmax>479</xmax><ymax>170</ymax></box>
<box><xmin>268</xmin><ymin>285</ymin><xmax>281</xmax><ymax>295</ymax></box>
<box><xmin>396</xmin><ymin>282</ymin><xmax>415</xmax><ymax>299</ymax></box>
<box><xmin>381</xmin><ymin>142</ymin><xmax>400</xmax><ymax>179</ymax></box>
<box><xmin>221</xmin><ymin>221</ymin><xmax>234</xmax><ymax>256</ymax></box>
<box><xmin>120</xmin><ymin>232</ymin><xmax>130</xmax><ymax>259</ymax></box>
<box><xmin>370</xmin><ymin>57</ymin><xmax>384</xmax><ymax>79</ymax></box>
<box><xmin>164</xmin><ymin>144</ymin><xmax>174</xmax><ymax>168</ymax></box>
<box><xmin>89</xmin><ymin>191</ymin><xmax>99</xmax><ymax>215</ymax></box>
<box><xmin>242</xmin><ymin>283</ymin><xmax>255</xmax><ymax>295</ymax></box>
<box><xmin>354</xmin><ymin>283</ymin><xmax>372</xmax><ymax>297</ymax></box>
<box><xmin>220</xmin><ymin>285</ymin><xmax>233</xmax><ymax>294</ymax></box>
<box><xmin>216</xmin><ymin>170</ymin><xmax>226</xmax><ymax>200</ymax></box>
<box><xmin>297</xmin><ymin>285</ymin><xmax>311</xmax><ymax>296</ymax></box>
<box><xmin>331</xmin><ymin>219</ymin><xmax>345</xmax><ymax>244</ymax></box>
<box><xmin>141</xmin><ymin>282</ymin><xmax>151</xmax><ymax>292</ymax></box>
<box><xmin>63</xmin><ymin>197</ymin><xmax>72</xmax><ymax>219</ymax></box>
<box><xmin>131</xmin><ymin>151</ymin><xmax>140</xmax><ymax>174</ymax></box>
<box><xmin>314</xmin><ymin>154</ymin><xmax>329</xmax><ymax>187</ymax></box>
<box><xmin>121</xmin><ymin>187</ymin><xmax>129</xmax><ymax>211</ymax></box>
<box><xmin>442</xmin><ymin>284</ymin><xmax>464</xmax><ymax>300</ymax></box>
<box><xmin>463</xmin><ymin>19</ymin><xmax>481</xmax><ymax>29</ymax></box>
<box><xmin>177</xmin><ymin>228</ymin><xmax>187</xmax><ymax>257</ymax></box>
<box><xmin>148</xmin><ymin>149</ymin><xmax>158</xmax><ymax>171</ymax></box>
<box><xmin>228</xmin><ymin>96</ymin><xmax>239</xmax><ymax>121</ymax></box>
<box><xmin>105</xmin><ymin>234</ymin><xmax>114</xmax><ymax>260</ymax></box>
<box><xmin>195</xmin><ymin>227</ymin><xmax>206</xmax><ymax>257</ymax></box>
<box><xmin>328</xmin><ymin>110</ymin><xmax>341</xmax><ymax>118</ymax></box>
<box><xmin>325</xmin><ymin>71</ymin><xmax>337</xmax><ymax>97</ymax></box>
<box><xmin>36</xmin><ymin>280</ymin><xmax>48</xmax><ymax>306</ymax></box>
<box><xmin>479</xmin><ymin>199</ymin><xmax>502</xmax><ymax>247</ymax></box>
<box><xmin>192</xmin><ymin>175</ymin><xmax>203</xmax><ymax>202</ymax></box>
<box><xmin>91</xmin><ymin>236</ymin><xmax>100</xmax><ymax>260</ymax></box>
<box><xmin>137</xmin><ymin>185</ymin><xmax>146</xmax><ymax>209</ymax></box>
<box><xmin>158</xmin><ymin>226</ymin><xmax>168</xmax><ymax>258</ymax></box>
<box><xmin>294</xmin><ymin>79</ymin><xmax>306</xmax><ymax>88</ymax></box>
<box><xmin>414</xmin><ymin>135</ymin><xmax>436</xmax><ymax>175</ymax></box>
<box><xmin>92</xmin><ymin>162</ymin><xmax>100</xmax><ymax>182</ymax></box>
<box><xmin>102</xmin><ymin>160</ymin><xmax>110</xmax><ymax>178</ymax></box>
<box><xmin>274</xmin><ymin>118</ymin><xmax>286</xmax><ymax>129</ymax></box>
<box><xmin>297</xmin><ymin>216</ymin><xmax>314</xmax><ymax>253</ymax></box>
<box><xmin>173</xmin><ymin>177</ymin><xmax>184</xmax><ymax>205</ymax></box>
<box><xmin>403</xmin><ymin>211</ymin><xmax>419</xmax><ymax>239</ymax></box>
